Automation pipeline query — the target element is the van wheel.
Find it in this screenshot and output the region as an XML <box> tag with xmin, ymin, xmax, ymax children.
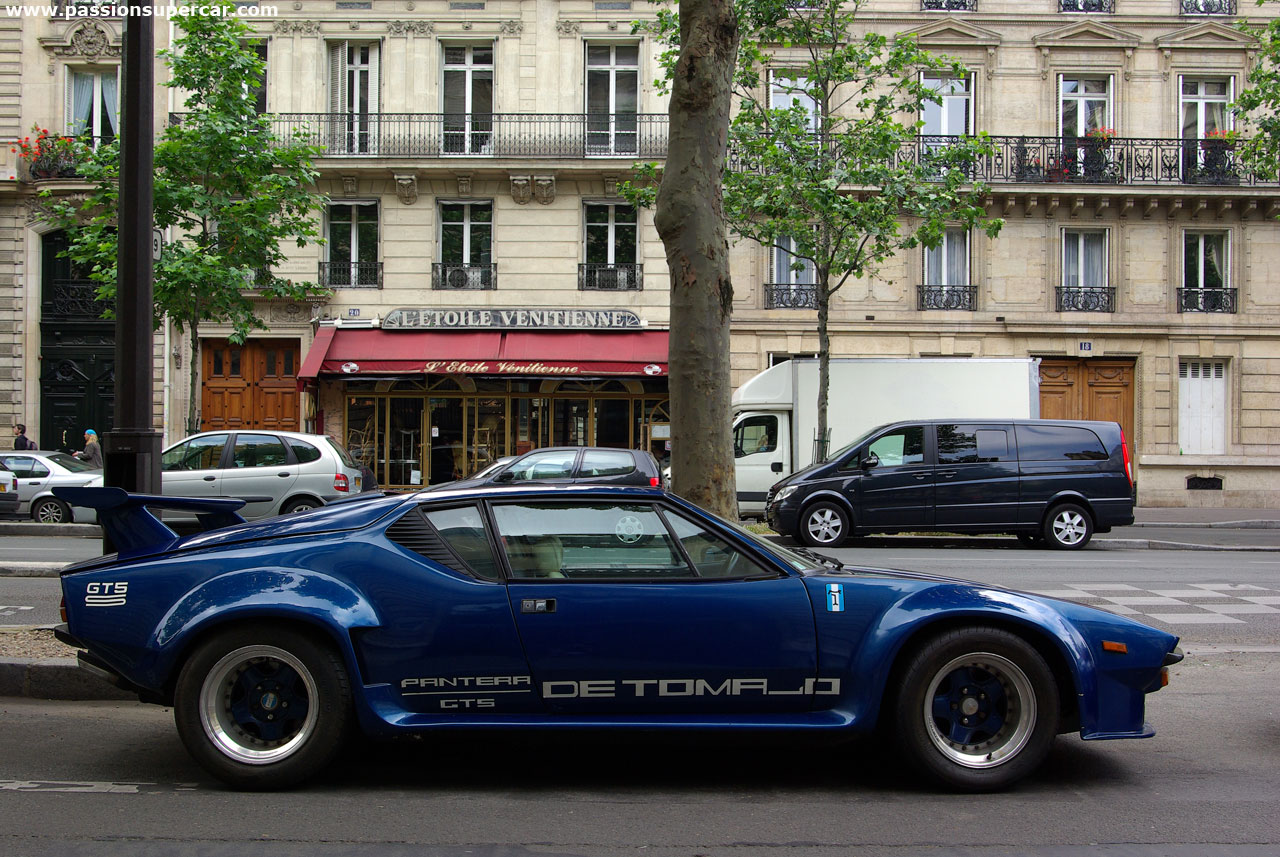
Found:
<box><xmin>1043</xmin><ymin>503</ymin><xmax>1093</xmax><ymax>550</ymax></box>
<box><xmin>800</xmin><ymin>501</ymin><xmax>850</xmax><ymax>548</ymax></box>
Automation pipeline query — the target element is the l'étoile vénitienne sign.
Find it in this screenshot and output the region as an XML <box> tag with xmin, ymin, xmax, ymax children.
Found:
<box><xmin>383</xmin><ymin>308</ymin><xmax>644</xmax><ymax>331</ymax></box>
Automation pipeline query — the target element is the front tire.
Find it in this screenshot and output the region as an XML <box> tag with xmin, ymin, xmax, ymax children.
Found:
<box><xmin>894</xmin><ymin>627</ymin><xmax>1059</xmax><ymax>791</ymax></box>
<box><xmin>1043</xmin><ymin>503</ymin><xmax>1093</xmax><ymax>550</ymax></box>
<box><xmin>173</xmin><ymin>627</ymin><xmax>352</xmax><ymax>790</ymax></box>
<box><xmin>32</xmin><ymin>497</ymin><xmax>71</xmax><ymax>524</ymax></box>
<box><xmin>799</xmin><ymin>500</ymin><xmax>850</xmax><ymax>547</ymax></box>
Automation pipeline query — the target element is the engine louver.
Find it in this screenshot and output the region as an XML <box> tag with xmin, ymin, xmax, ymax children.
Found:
<box><xmin>386</xmin><ymin>511</ymin><xmax>460</xmax><ymax>568</ymax></box>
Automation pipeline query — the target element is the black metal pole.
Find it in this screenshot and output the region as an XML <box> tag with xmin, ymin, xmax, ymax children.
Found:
<box><xmin>104</xmin><ymin>6</ymin><xmax>162</xmax><ymax>553</ymax></box>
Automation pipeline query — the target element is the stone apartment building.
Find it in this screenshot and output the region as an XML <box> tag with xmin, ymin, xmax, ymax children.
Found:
<box><xmin>2</xmin><ymin>0</ymin><xmax>1279</xmax><ymax>506</ymax></box>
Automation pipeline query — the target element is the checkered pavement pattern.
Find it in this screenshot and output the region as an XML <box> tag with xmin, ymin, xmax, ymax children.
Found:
<box><xmin>1027</xmin><ymin>583</ymin><xmax>1280</xmax><ymax>625</ymax></box>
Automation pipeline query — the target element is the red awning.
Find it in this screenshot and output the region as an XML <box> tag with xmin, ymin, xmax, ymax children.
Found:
<box><xmin>298</xmin><ymin>328</ymin><xmax>668</xmax><ymax>385</ymax></box>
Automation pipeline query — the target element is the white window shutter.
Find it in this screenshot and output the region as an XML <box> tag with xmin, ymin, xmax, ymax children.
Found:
<box><xmin>328</xmin><ymin>42</ymin><xmax>347</xmax><ymax>114</ymax></box>
<box><xmin>1179</xmin><ymin>360</ymin><xmax>1226</xmax><ymax>454</ymax></box>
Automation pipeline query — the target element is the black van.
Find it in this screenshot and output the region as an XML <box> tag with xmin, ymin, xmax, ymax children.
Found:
<box><xmin>765</xmin><ymin>419</ymin><xmax>1134</xmax><ymax>550</ymax></box>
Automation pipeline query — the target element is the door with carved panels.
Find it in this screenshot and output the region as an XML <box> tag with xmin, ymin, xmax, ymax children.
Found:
<box><xmin>201</xmin><ymin>340</ymin><xmax>300</xmax><ymax>432</ymax></box>
<box><xmin>1038</xmin><ymin>359</ymin><xmax>1135</xmax><ymax>445</ymax></box>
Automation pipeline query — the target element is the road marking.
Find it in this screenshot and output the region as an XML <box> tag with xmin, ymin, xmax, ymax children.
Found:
<box><xmin>0</xmin><ymin>605</ymin><xmax>34</xmax><ymax>617</ymax></box>
<box><xmin>0</xmin><ymin>780</ymin><xmax>152</xmax><ymax>793</ymax></box>
<box><xmin>1146</xmin><ymin>613</ymin><xmax>1244</xmax><ymax>625</ymax></box>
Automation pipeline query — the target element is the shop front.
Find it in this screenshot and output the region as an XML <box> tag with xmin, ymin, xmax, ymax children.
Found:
<box><xmin>297</xmin><ymin>308</ymin><xmax>670</xmax><ymax>489</ymax></box>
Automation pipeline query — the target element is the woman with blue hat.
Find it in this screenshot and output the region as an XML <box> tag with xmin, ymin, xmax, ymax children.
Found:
<box><xmin>74</xmin><ymin>429</ymin><xmax>104</xmax><ymax>468</ymax></box>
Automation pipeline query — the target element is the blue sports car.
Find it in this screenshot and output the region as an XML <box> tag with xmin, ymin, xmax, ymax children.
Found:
<box><xmin>53</xmin><ymin>484</ymin><xmax>1181</xmax><ymax>791</ymax></box>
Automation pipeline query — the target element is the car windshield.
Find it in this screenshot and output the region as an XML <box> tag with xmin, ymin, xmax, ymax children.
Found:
<box><xmin>48</xmin><ymin>453</ymin><xmax>98</xmax><ymax>472</ymax></box>
<box><xmin>822</xmin><ymin>422</ymin><xmax>893</xmax><ymax>463</ymax></box>
<box><xmin>680</xmin><ymin>505</ymin><xmax>819</xmax><ymax>572</ymax></box>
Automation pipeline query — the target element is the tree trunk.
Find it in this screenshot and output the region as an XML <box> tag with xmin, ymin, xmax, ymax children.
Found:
<box><xmin>654</xmin><ymin>0</ymin><xmax>740</xmax><ymax>519</ymax></box>
<box><xmin>187</xmin><ymin>321</ymin><xmax>201</xmax><ymax>435</ymax></box>
<box><xmin>816</xmin><ymin>273</ymin><xmax>831</xmax><ymax>463</ymax></box>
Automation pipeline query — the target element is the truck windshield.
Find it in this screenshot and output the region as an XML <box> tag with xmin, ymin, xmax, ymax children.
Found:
<box><xmin>822</xmin><ymin>423</ymin><xmax>892</xmax><ymax>463</ymax></box>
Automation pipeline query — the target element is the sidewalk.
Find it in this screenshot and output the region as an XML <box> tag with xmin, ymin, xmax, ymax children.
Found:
<box><xmin>4</xmin><ymin>506</ymin><xmax>1280</xmax><ymax>702</ymax></box>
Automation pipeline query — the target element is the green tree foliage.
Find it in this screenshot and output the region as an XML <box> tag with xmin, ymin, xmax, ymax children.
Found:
<box><xmin>47</xmin><ymin>5</ymin><xmax>328</xmax><ymax>433</ymax></box>
<box><xmin>1235</xmin><ymin>5</ymin><xmax>1280</xmax><ymax>183</ymax></box>
<box><xmin>636</xmin><ymin>0</ymin><xmax>1003</xmax><ymax>459</ymax></box>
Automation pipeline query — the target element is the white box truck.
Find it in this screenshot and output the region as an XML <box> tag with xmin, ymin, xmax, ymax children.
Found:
<box><xmin>732</xmin><ymin>357</ymin><xmax>1041</xmax><ymax>516</ymax></box>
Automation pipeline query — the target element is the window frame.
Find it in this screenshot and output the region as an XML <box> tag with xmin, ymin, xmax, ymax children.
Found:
<box><xmin>583</xmin><ymin>202</ymin><xmax>638</xmax><ymax>265</ymax></box>
<box><xmin>1058</xmin><ymin>74</ymin><xmax>1113</xmax><ymax>138</ymax></box>
<box><xmin>1061</xmin><ymin>228</ymin><xmax>1109</xmax><ymax>289</ymax></box>
<box><xmin>64</xmin><ymin>67</ymin><xmax>120</xmax><ymax>143</ymax></box>
<box><xmin>325</xmin><ymin>201</ymin><xmax>380</xmax><ymax>286</ymax></box>
<box><xmin>438</xmin><ymin>200</ymin><xmax>494</xmax><ymax>266</ymax></box>
<box><xmin>920</xmin><ymin>72</ymin><xmax>972</xmax><ymax>138</ymax></box>
<box><xmin>923</xmin><ymin>226</ymin><xmax>970</xmax><ymax>288</ymax></box>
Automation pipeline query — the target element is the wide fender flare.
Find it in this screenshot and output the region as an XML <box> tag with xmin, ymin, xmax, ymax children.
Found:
<box><xmin>850</xmin><ymin>585</ymin><xmax>1099</xmax><ymax>728</ymax></box>
<box><xmin>141</xmin><ymin>567</ymin><xmax>382</xmax><ymax>690</ymax></box>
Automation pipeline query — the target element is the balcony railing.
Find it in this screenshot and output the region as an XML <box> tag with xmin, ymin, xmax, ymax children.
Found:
<box><xmin>1056</xmin><ymin>286</ymin><xmax>1115</xmax><ymax>312</ymax></box>
<box><xmin>319</xmin><ymin>261</ymin><xmax>382</xmax><ymax>289</ymax></box>
<box><xmin>904</xmin><ymin>136</ymin><xmax>1265</xmax><ymax>186</ymax></box>
<box><xmin>265</xmin><ymin>113</ymin><xmax>669</xmax><ymax>159</ymax></box>
<box><xmin>918</xmin><ymin>285</ymin><xmax>977</xmax><ymax>311</ymax></box>
<box><xmin>1181</xmin><ymin>0</ymin><xmax>1235</xmax><ymax>13</ymax></box>
<box><xmin>579</xmin><ymin>263</ymin><xmax>643</xmax><ymax>291</ymax></box>
<box><xmin>922</xmin><ymin>0</ymin><xmax>977</xmax><ymax>9</ymax></box>
<box><xmin>764</xmin><ymin>284</ymin><xmax>818</xmax><ymax>309</ymax></box>
<box><xmin>433</xmin><ymin>263</ymin><xmax>497</xmax><ymax>290</ymax></box>
<box><xmin>1178</xmin><ymin>287</ymin><xmax>1237</xmax><ymax>313</ymax></box>
<box><xmin>1060</xmin><ymin>0</ymin><xmax>1114</xmax><ymax>11</ymax></box>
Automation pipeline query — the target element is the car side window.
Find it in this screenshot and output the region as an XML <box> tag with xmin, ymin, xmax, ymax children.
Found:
<box><xmin>162</xmin><ymin>435</ymin><xmax>228</xmax><ymax>471</ymax></box>
<box><xmin>491</xmin><ymin>502</ymin><xmax>694</xmax><ymax>581</ymax></box>
<box><xmin>866</xmin><ymin>426</ymin><xmax>925</xmax><ymax>467</ymax></box>
<box><xmin>2</xmin><ymin>456</ymin><xmax>34</xmax><ymax>477</ymax></box>
<box><xmin>507</xmin><ymin>450</ymin><xmax>577</xmax><ymax>481</ymax></box>
<box><xmin>289</xmin><ymin>439</ymin><xmax>323</xmax><ymax>464</ymax></box>
<box><xmin>734</xmin><ymin>415</ymin><xmax>777</xmax><ymax>458</ymax></box>
<box><xmin>422</xmin><ymin>505</ymin><xmax>502</xmax><ymax>582</ymax></box>
<box><xmin>231</xmin><ymin>434</ymin><xmax>289</xmax><ymax>469</ymax></box>
<box><xmin>578</xmin><ymin>450</ymin><xmax>635</xmax><ymax>478</ymax></box>
<box><xmin>1016</xmin><ymin>424</ymin><xmax>1108</xmax><ymax>461</ymax></box>
<box><xmin>937</xmin><ymin>425</ymin><xmax>1013</xmax><ymax>464</ymax></box>
<box><xmin>663</xmin><ymin>512</ymin><xmax>776</xmax><ymax>580</ymax></box>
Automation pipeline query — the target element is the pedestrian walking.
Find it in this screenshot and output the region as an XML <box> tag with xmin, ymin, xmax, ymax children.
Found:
<box><xmin>73</xmin><ymin>429</ymin><xmax>104</xmax><ymax>468</ymax></box>
<box><xmin>12</xmin><ymin>424</ymin><xmax>35</xmax><ymax>450</ymax></box>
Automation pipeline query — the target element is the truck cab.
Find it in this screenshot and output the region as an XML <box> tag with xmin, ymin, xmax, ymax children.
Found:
<box><xmin>734</xmin><ymin>410</ymin><xmax>790</xmax><ymax>518</ymax></box>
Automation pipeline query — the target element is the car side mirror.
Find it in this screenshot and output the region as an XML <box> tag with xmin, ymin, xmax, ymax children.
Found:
<box><xmin>494</xmin><ymin>470</ymin><xmax>515</xmax><ymax>483</ymax></box>
<box><xmin>860</xmin><ymin>452</ymin><xmax>880</xmax><ymax>470</ymax></box>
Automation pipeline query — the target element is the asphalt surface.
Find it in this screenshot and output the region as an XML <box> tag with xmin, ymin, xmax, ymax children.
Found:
<box><xmin>3</xmin><ymin>506</ymin><xmax>1280</xmax><ymax>701</ymax></box>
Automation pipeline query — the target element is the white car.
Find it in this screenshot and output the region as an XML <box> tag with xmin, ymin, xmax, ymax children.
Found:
<box><xmin>0</xmin><ymin>460</ymin><xmax>19</xmax><ymax>516</ymax></box>
<box><xmin>160</xmin><ymin>430</ymin><xmax>363</xmax><ymax>521</ymax></box>
<box><xmin>0</xmin><ymin>451</ymin><xmax>103</xmax><ymax>523</ymax></box>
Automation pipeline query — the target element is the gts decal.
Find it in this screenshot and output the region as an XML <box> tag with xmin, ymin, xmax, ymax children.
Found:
<box><xmin>85</xmin><ymin>582</ymin><xmax>128</xmax><ymax>608</ymax></box>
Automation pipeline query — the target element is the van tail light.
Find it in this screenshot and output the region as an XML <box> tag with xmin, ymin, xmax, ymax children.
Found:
<box><xmin>650</xmin><ymin>476</ymin><xmax>661</xmax><ymax>487</ymax></box>
<box><xmin>334</xmin><ymin>473</ymin><xmax>350</xmax><ymax>493</ymax></box>
<box><xmin>1120</xmin><ymin>430</ymin><xmax>1133</xmax><ymax>487</ymax></box>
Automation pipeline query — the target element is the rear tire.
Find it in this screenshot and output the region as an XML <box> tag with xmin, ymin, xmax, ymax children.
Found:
<box><xmin>281</xmin><ymin>497</ymin><xmax>320</xmax><ymax>515</ymax></box>
<box><xmin>173</xmin><ymin>626</ymin><xmax>352</xmax><ymax>790</ymax></box>
<box><xmin>894</xmin><ymin>627</ymin><xmax>1059</xmax><ymax>791</ymax></box>
<box><xmin>32</xmin><ymin>497</ymin><xmax>71</xmax><ymax>524</ymax></box>
<box><xmin>1043</xmin><ymin>503</ymin><xmax>1093</xmax><ymax>550</ymax></box>
<box><xmin>799</xmin><ymin>500</ymin><xmax>851</xmax><ymax>548</ymax></box>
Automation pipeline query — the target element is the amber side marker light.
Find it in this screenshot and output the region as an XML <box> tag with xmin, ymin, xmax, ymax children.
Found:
<box><xmin>1161</xmin><ymin>668</ymin><xmax>1171</xmax><ymax>687</ymax></box>
<box><xmin>59</xmin><ymin>597</ymin><xmax>67</xmax><ymax>623</ymax></box>
<box><xmin>1101</xmin><ymin>640</ymin><xmax>1128</xmax><ymax>654</ymax></box>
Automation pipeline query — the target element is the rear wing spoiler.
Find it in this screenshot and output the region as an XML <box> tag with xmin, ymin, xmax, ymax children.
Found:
<box><xmin>53</xmin><ymin>487</ymin><xmax>247</xmax><ymax>555</ymax></box>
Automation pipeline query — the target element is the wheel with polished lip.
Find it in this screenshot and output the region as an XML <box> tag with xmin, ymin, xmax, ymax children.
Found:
<box><xmin>1043</xmin><ymin>502</ymin><xmax>1093</xmax><ymax>550</ymax></box>
<box><xmin>894</xmin><ymin>627</ymin><xmax>1059</xmax><ymax>791</ymax></box>
<box><xmin>173</xmin><ymin>627</ymin><xmax>352</xmax><ymax>790</ymax></box>
<box><xmin>32</xmin><ymin>497</ymin><xmax>72</xmax><ymax>524</ymax></box>
<box><xmin>799</xmin><ymin>500</ymin><xmax>850</xmax><ymax>548</ymax></box>
<box><xmin>280</xmin><ymin>497</ymin><xmax>320</xmax><ymax>515</ymax></box>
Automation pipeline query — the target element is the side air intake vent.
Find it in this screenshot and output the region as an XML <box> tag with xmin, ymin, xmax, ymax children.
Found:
<box><xmin>386</xmin><ymin>511</ymin><xmax>460</xmax><ymax>567</ymax></box>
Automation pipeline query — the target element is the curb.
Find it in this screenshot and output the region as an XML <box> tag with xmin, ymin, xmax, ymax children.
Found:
<box><xmin>1132</xmin><ymin>519</ymin><xmax>1280</xmax><ymax>530</ymax></box>
<box><xmin>0</xmin><ymin>656</ymin><xmax>134</xmax><ymax>701</ymax></box>
<box><xmin>0</xmin><ymin>521</ymin><xmax>101</xmax><ymax>538</ymax></box>
<box><xmin>0</xmin><ymin>562</ymin><xmax>69</xmax><ymax>578</ymax></box>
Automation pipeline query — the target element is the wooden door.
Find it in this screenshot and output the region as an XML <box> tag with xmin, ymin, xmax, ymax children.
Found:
<box><xmin>1038</xmin><ymin>359</ymin><xmax>1135</xmax><ymax>445</ymax></box>
<box><xmin>202</xmin><ymin>339</ymin><xmax>300</xmax><ymax>432</ymax></box>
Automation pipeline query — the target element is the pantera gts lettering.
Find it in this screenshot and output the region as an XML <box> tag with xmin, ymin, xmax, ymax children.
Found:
<box><xmin>84</xmin><ymin>582</ymin><xmax>128</xmax><ymax>607</ymax></box>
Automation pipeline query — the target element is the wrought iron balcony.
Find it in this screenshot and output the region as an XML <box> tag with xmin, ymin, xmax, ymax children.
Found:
<box><xmin>1059</xmin><ymin>0</ymin><xmax>1114</xmax><ymax>11</ymax></box>
<box><xmin>1056</xmin><ymin>287</ymin><xmax>1115</xmax><ymax>312</ymax></box>
<box><xmin>266</xmin><ymin>113</ymin><xmax>669</xmax><ymax>159</ymax></box>
<box><xmin>1178</xmin><ymin>288</ymin><xmax>1237</xmax><ymax>313</ymax></box>
<box><xmin>904</xmin><ymin>136</ymin><xmax>1263</xmax><ymax>186</ymax></box>
<box><xmin>1181</xmin><ymin>0</ymin><xmax>1235</xmax><ymax>13</ymax></box>
<box><xmin>764</xmin><ymin>284</ymin><xmax>818</xmax><ymax>309</ymax></box>
<box><xmin>319</xmin><ymin>261</ymin><xmax>383</xmax><ymax>289</ymax></box>
<box><xmin>433</xmin><ymin>263</ymin><xmax>497</xmax><ymax>290</ymax></box>
<box><xmin>918</xmin><ymin>285</ymin><xmax>977</xmax><ymax>311</ymax></box>
<box><xmin>922</xmin><ymin>0</ymin><xmax>977</xmax><ymax>9</ymax></box>
<box><xmin>579</xmin><ymin>263</ymin><xmax>643</xmax><ymax>291</ymax></box>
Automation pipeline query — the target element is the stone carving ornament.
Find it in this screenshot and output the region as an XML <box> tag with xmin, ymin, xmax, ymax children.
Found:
<box><xmin>273</xmin><ymin>20</ymin><xmax>320</xmax><ymax>35</ymax></box>
<box><xmin>510</xmin><ymin>175</ymin><xmax>532</xmax><ymax>205</ymax></box>
<box><xmin>388</xmin><ymin>21</ymin><xmax>434</xmax><ymax>36</ymax></box>
<box><xmin>51</xmin><ymin>21</ymin><xmax>121</xmax><ymax>60</ymax></box>
<box><xmin>533</xmin><ymin>176</ymin><xmax>556</xmax><ymax>205</ymax></box>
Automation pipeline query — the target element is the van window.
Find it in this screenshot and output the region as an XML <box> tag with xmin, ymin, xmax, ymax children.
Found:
<box><xmin>863</xmin><ymin>426</ymin><xmax>925</xmax><ymax>467</ymax></box>
<box><xmin>1016</xmin><ymin>425</ymin><xmax>1108</xmax><ymax>461</ymax></box>
<box><xmin>937</xmin><ymin>425</ymin><xmax>1012</xmax><ymax>464</ymax></box>
<box><xmin>734</xmin><ymin>415</ymin><xmax>777</xmax><ymax>458</ymax></box>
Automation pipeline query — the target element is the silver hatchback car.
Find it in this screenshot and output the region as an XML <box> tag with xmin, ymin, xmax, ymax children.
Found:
<box><xmin>161</xmin><ymin>430</ymin><xmax>363</xmax><ymax>521</ymax></box>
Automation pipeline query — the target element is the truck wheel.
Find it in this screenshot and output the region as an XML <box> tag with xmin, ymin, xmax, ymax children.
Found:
<box><xmin>800</xmin><ymin>501</ymin><xmax>850</xmax><ymax>547</ymax></box>
<box><xmin>894</xmin><ymin>627</ymin><xmax>1059</xmax><ymax>791</ymax></box>
<box><xmin>173</xmin><ymin>626</ymin><xmax>352</xmax><ymax>790</ymax></box>
<box><xmin>1043</xmin><ymin>503</ymin><xmax>1093</xmax><ymax>550</ymax></box>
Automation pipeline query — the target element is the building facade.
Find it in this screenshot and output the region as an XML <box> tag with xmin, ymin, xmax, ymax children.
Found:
<box><xmin>2</xmin><ymin>0</ymin><xmax>1279</xmax><ymax>506</ymax></box>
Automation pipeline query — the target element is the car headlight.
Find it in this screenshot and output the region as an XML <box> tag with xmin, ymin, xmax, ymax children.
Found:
<box><xmin>773</xmin><ymin>485</ymin><xmax>798</xmax><ymax>503</ymax></box>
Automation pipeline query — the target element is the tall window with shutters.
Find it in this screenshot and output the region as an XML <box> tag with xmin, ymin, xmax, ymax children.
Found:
<box><xmin>328</xmin><ymin>41</ymin><xmax>380</xmax><ymax>155</ymax></box>
<box><xmin>1178</xmin><ymin>360</ymin><xmax>1226</xmax><ymax>454</ymax></box>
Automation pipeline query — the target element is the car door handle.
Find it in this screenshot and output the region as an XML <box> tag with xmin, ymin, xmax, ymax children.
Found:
<box><xmin>203</xmin><ymin>476</ymin><xmax>216</xmax><ymax>482</ymax></box>
<box><xmin>913</xmin><ymin>473</ymin><xmax>928</xmax><ymax>480</ymax></box>
<box><xmin>771</xmin><ymin>462</ymin><xmax>783</xmax><ymax>472</ymax></box>
<box><xmin>937</xmin><ymin>470</ymin><xmax>957</xmax><ymax>479</ymax></box>
<box><xmin>277</xmin><ymin>471</ymin><xmax>293</xmax><ymax>477</ymax></box>
<box><xmin>520</xmin><ymin>598</ymin><xmax>556</xmax><ymax>614</ymax></box>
